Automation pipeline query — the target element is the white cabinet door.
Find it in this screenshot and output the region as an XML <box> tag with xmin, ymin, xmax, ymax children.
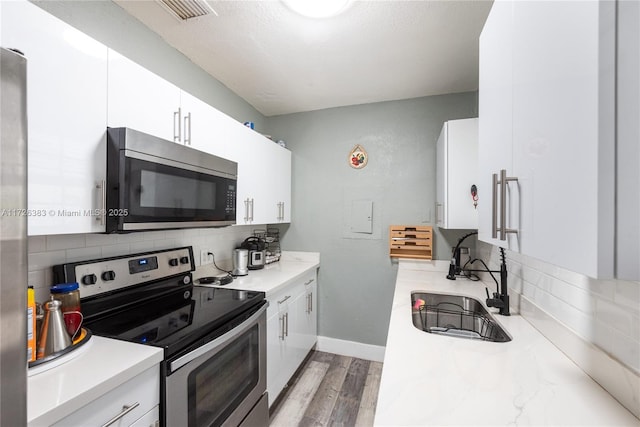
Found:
<box><xmin>300</xmin><ymin>274</ymin><xmax>318</xmax><ymax>349</ymax></box>
<box><xmin>179</xmin><ymin>90</ymin><xmax>229</xmax><ymax>158</ymax></box>
<box><xmin>226</xmin><ymin>125</ymin><xmax>270</xmax><ymax>225</ymax></box>
<box><xmin>479</xmin><ymin>0</ymin><xmax>617</xmax><ymax>278</ymax></box>
<box><xmin>1</xmin><ymin>0</ymin><xmax>108</xmax><ymax>235</ymax></box>
<box><xmin>436</xmin><ymin>118</ymin><xmax>479</xmax><ymax>230</ymax></box>
<box><xmin>264</xmin><ymin>143</ymin><xmax>292</xmax><ymax>223</ymax></box>
<box><xmin>478</xmin><ymin>0</ymin><xmax>518</xmax><ymax>250</ymax></box>
<box><xmin>108</xmin><ymin>49</ymin><xmax>181</xmax><ymax>142</ymax></box>
<box><xmin>510</xmin><ymin>0</ymin><xmax>615</xmax><ymax>278</ymax></box>
<box><xmin>266</xmin><ymin>308</ymin><xmax>286</xmax><ymax>407</ymax></box>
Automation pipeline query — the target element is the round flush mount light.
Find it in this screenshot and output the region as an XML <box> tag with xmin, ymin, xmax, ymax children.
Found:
<box><xmin>282</xmin><ymin>0</ymin><xmax>352</xmax><ymax>18</ymax></box>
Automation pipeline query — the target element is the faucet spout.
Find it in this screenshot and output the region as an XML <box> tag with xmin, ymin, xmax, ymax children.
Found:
<box><xmin>486</xmin><ymin>247</ymin><xmax>510</xmax><ymax>316</ymax></box>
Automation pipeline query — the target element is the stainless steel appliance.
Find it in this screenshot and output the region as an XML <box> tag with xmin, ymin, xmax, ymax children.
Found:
<box><xmin>240</xmin><ymin>237</ymin><xmax>266</xmax><ymax>270</ymax></box>
<box><xmin>0</xmin><ymin>47</ymin><xmax>28</xmax><ymax>426</ymax></box>
<box><xmin>106</xmin><ymin>127</ymin><xmax>238</xmax><ymax>233</ymax></box>
<box><xmin>232</xmin><ymin>248</ymin><xmax>249</xmax><ymax>277</ymax></box>
<box><xmin>53</xmin><ymin>247</ymin><xmax>269</xmax><ymax>427</ymax></box>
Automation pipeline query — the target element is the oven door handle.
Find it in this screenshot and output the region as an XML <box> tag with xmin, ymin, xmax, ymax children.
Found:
<box><xmin>169</xmin><ymin>302</ymin><xmax>268</xmax><ymax>373</ymax></box>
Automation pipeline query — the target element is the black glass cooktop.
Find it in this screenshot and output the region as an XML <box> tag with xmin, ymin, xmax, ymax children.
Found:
<box><xmin>84</xmin><ymin>285</ymin><xmax>265</xmax><ymax>359</ymax></box>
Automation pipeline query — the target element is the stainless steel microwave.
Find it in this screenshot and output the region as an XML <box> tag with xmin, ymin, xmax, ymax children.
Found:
<box><xmin>105</xmin><ymin>127</ymin><xmax>237</xmax><ymax>233</ymax></box>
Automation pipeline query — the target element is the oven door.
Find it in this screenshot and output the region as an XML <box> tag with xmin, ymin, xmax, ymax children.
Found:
<box><xmin>165</xmin><ymin>302</ymin><xmax>267</xmax><ymax>427</ymax></box>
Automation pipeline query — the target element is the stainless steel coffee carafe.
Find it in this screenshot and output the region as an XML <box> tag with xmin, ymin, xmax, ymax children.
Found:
<box><xmin>37</xmin><ymin>297</ymin><xmax>71</xmax><ymax>359</ymax></box>
<box><xmin>232</xmin><ymin>248</ymin><xmax>249</xmax><ymax>276</ymax></box>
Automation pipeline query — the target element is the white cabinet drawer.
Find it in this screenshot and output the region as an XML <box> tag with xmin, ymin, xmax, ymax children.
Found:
<box><xmin>52</xmin><ymin>366</ymin><xmax>159</xmax><ymax>427</ymax></box>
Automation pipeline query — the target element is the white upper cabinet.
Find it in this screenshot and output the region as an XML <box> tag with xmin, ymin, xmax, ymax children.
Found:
<box><xmin>478</xmin><ymin>0</ymin><xmax>517</xmax><ymax>249</ymax></box>
<box><xmin>107</xmin><ymin>49</ymin><xmax>182</xmax><ymax>143</ymax></box>
<box><xmin>1</xmin><ymin>0</ymin><xmax>108</xmax><ymax>235</ymax></box>
<box><xmin>436</xmin><ymin>118</ymin><xmax>478</xmax><ymax>230</ymax></box>
<box><xmin>179</xmin><ymin>90</ymin><xmax>229</xmax><ymax>158</ymax></box>
<box><xmin>479</xmin><ymin>0</ymin><xmax>620</xmax><ymax>278</ymax></box>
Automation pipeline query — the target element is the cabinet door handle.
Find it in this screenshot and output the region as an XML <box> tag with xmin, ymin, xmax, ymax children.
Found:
<box><xmin>304</xmin><ymin>279</ymin><xmax>314</xmax><ymax>286</ymax></box>
<box><xmin>284</xmin><ymin>312</ymin><xmax>289</xmax><ymax>337</ymax></box>
<box><xmin>279</xmin><ymin>314</ymin><xmax>285</xmax><ymax>340</ymax></box>
<box><xmin>244</xmin><ymin>198</ymin><xmax>250</xmax><ymax>222</ymax></box>
<box><xmin>101</xmin><ymin>402</ymin><xmax>140</xmax><ymax>427</ymax></box>
<box><xmin>250</xmin><ymin>198</ymin><xmax>254</xmax><ymax>222</ymax></box>
<box><xmin>96</xmin><ymin>180</ymin><xmax>106</xmax><ymax>226</ymax></box>
<box><xmin>499</xmin><ymin>169</ymin><xmax>518</xmax><ymax>240</ymax></box>
<box><xmin>492</xmin><ymin>173</ymin><xmax>498</xmax><ymax>239</ymax></box>
<box><xmin>278</xmin><ymin>295</ymin><xmax>291</xmax><ymax>304</ymax></box>
<box><xmin>173</xmin><ymin>107</ymin><xmax>182</xmax><ymax>142</ymax></box>
<box><xmin>183</xmin><ymin>112</ymin><xmax>191</xmax><ymax>145</ymax></box>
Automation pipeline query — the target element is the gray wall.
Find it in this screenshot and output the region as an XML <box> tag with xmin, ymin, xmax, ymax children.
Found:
<box><xmin>32</xmin><ymin>0</ymin><xmax>266</xmax><ymax>130</ymax></box>
<box><xmin>266</xmin><ymin>93</ymin><xmax>478</xmax><ymax>346</ymax></box>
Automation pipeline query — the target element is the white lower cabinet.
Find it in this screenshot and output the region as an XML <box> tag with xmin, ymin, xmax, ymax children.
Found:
<box><xmin>266</xmin><ymin>270</ymin><xmax>318</xmax><ymax>407</ymax></box>
<box><xmin>52</xmin><ymin>366</ymin><xmax>159</xmax><ymax>427</ymax></box>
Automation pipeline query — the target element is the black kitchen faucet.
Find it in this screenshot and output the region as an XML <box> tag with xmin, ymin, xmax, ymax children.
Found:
<box><xmin>446</xmin><ymin>232</ymin><xmax>510</xmax><ymax>316</ymax></box>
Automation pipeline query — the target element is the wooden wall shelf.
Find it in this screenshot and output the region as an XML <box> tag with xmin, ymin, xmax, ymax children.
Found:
<box><xmin>389</xmin><ymin>225</ymin><xmax>433</xmax><ymax>260</ymax></box>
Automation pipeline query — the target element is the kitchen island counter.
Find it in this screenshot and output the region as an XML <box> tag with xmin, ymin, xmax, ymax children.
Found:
<box><xmin>375</xmin><ymin>260</ymin><xmax>639</xmax><ymax>426</ymax></box>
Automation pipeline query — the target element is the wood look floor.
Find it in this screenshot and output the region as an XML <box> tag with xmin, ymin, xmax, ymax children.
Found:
<box><xmin>269</xmin><ymin>351</ymin><xmax>383</xmax><ymax>427</ymax></box>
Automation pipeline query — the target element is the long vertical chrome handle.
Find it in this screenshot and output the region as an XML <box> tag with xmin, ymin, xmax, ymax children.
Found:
<box><xmin>183</xmin><ymin>112</ymin><xmax>191</xmax><ymax>145</ymax></box>
<box><xmin>250</xmin><ymin>198</ymin><xmax>255</xmax><ymax>222</ymax></box>
<box><xmin>279</xmin><ymin>314</ymin><xmax>285</xmax><ymax>340</ymax></box>
<box><xmin>310</xmin><ymin>292</ymin><xmax>313</xmax><ymax>313</ymax></box>
<box><xmin>492</xmin><ymin>173</ymin><xmax>498</xmax><ymax>239</ymax></box>
<box><xmin>284</xmin><ymin>312</ymin><xmax>289</xmax><ymax>337</ymax></box>
<box><xmin>499</xmin><ymin>169</ymin><xmax>518</xmax><ymax>240</ymax></box>
<box><xmin>96</xmin><ymin>180</ymin><xmax>106</xmax><ymax>226</ymax></box>
<box><xmin>173</xmin><ymin>107</ymin><xmax>182</xmax><ymax>142</ymax></box>
<box><xmin>244</xmin><ymin>198</ymin><xmax>249</xmax><ymax>222</ymax></box>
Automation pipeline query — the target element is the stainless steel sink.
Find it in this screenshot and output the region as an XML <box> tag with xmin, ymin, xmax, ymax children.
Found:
<box><xmin>411</xmin><ymin>292</ymin><xmax>511</xmax><ymax>342</ymax></box>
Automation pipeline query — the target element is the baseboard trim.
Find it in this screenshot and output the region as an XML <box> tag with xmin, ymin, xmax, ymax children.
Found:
<box><xmin>316</xmin><ymin>336</ymin><xmax>385</xmax><ymax>362</ymax></box>
<box><xmin>520</xmin><ymin>296</ymin><xmax>640</xmax><ymax>420</ymax></box>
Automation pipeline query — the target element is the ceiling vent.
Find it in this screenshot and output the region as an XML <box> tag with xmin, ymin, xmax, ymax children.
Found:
<box><xmin>157</xmin><ymin>0</ymin><xmax>217</xmax><ymax>21</ymax></box>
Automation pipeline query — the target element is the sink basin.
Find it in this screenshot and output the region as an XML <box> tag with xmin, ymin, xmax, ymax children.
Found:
<box><xmin>411</xmin><ymin>292</ymin><xmax>511</xmax><ymax>343</ymax></box>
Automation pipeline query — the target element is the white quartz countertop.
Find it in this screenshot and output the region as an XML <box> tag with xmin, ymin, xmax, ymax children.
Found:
<box><xmin>28</xmin><ymin>336</ymin><xmax>163</xmax><ymax>426</ymax></box>
<box><xmin>374</xmin><ymin>261</ymin><xmax>639</xmax><ymax>426</ymax></box>
<box><xmin>193</xmin><ymin>251</ymin><xmax>320</xmax><ymax>296</ymax></box>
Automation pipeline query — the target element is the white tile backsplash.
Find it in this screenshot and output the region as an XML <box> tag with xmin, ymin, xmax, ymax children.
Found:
<box><xmin>478</xmin><ymin>240</ymin><xmax>640</xmax><ymax>418</ymax></box>
<box><xmin>27</xmin><ymin>225</ymin><xmax>257</xmax><ymax>302</ymax></box>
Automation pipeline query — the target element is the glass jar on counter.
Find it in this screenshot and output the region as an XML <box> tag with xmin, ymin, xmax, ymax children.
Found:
<box><xmin>50</xmin><ymin>282</ymin><xmax>82</xmax><ymax>338</ymax></box>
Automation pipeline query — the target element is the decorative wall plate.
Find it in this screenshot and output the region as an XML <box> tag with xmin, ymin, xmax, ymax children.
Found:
<box><xmin>349</xmin><ymin>144</ymin><xmax>368</xmax><ymax>169</ymax></box>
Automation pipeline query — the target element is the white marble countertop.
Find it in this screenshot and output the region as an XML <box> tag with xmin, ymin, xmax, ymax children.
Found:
<box><xmin>28</xmin><ymin>336</ymin><xmax>163</xmax><ymax>426</ymax></box>
<box><xmin>374</xmin><ymin>260</ymin><xmax>639</xmax><ymax>426</ymax></box>
<box><xmin>193</xmin><ymin>251</ymin><xmax>320</xmax><ymax>296</ymax></box>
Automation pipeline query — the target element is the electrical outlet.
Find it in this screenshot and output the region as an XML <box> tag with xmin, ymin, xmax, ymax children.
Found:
<box><xmin>200</xmin><ymin>250</ymin><xmax>213</xmax><ymax>265</ymax></box>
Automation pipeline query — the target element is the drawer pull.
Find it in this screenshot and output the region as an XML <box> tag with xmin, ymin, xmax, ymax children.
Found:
<box><xmin>278</xmin><ymin>295</ymin><xmax>291</xmax><ymax>304</ymax></box>
<box><xmin>304</xmin><ymin>279</ymin><xmax>314</xmax><ymax>286</ymax></box>
<box><xmin>101</xmin><ymin>402</ymin><xmax>140</xmax><ymax>427</ymax></box>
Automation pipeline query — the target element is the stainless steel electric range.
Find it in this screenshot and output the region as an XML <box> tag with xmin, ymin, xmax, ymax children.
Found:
<box><xmin>53</xmin><ymin>246</ymin><xmax>269</xmax><ymax>427</ymax></box>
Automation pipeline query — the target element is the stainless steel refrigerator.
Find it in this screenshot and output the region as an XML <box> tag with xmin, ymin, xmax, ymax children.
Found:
<box><xmin>0</xmin><ymin>46</ymin><xmax>28</xmax><ymax>426</ymax></box>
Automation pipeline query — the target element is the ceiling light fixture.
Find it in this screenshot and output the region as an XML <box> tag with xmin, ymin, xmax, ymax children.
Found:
<box><xmin>282</xmin><ymin>0</ymin><xmax>352</xmax><ymax>18</ymax></box>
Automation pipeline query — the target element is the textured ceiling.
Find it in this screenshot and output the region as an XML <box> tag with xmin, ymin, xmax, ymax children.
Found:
<box><xmin>114</xmin><ymin>0</ymin><xmax>493</xmax><ymax>117</ymax></box>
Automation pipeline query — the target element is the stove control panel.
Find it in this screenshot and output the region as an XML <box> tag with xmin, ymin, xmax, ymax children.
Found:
<box><xmin>53</xmin><ymin>247</ymin><xmax>195</xmax><ymax>299</ymax></box>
